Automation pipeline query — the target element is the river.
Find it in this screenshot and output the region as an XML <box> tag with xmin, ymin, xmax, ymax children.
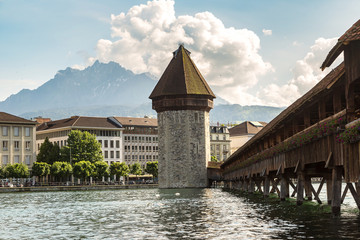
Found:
<box><xmin>1</xmin><ymin>188</ymin><xmax>360</xmax><ymax>239</ymax></box>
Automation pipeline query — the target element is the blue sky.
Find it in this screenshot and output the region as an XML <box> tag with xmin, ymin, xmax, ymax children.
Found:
<box><xmin>0</xmin><ymin>0</ymin><xmax>359</xmax><ymax>106</ymax></box>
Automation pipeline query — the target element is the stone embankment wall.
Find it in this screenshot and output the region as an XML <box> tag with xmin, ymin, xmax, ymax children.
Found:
<box><xmin>0</xmin><ymin>184</ymin><xmax>158</xmax><ymax>193</ymax></box>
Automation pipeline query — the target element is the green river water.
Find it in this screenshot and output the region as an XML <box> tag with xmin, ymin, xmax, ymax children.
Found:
<box><xmin>1</xmin><ymin>188</ymin><xmax>360</xmax><ymax>239</ymax></box>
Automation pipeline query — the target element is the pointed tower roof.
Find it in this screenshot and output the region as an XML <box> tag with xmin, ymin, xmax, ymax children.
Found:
<box><xmin>149</xmin><ymin>45</ymin><xmax>215</xmax><ymax>99</ymax></box>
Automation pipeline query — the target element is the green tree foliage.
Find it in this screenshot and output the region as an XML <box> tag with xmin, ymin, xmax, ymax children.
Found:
<box><xmin>51</xmin><ymin>161</ymin><xmax>72</xmax><ymax>181</ymax></box>
<box><xmin>37</xmin><ymin>137</ymin><xmax>61</xmax><ymax>164</ymax></box>
<box><xmin>211</xmin><ymin>155</ymin><xmax>219</xmax><ymax>162</ymax></box>
<box><xmin>4</xmin><ymin>163</ymin><xmax>29</xmax><ymax>178</ymax></box>
<box><xmin>0</xmin><ymin>166</ymin><xmax>4</xmax><ymax>179</ymax></box>
<box><xmin>62</xmin><ymin>130</ymin><xmax>103</xmax><ymax>163</ymax></box>
<box><xmin>93</xmin><ymin>161</ymin><xmax>109</xmax><ymax>180</ymax></box>
<box><xmin>73</xmin><ymin>161</ymin><xmax>94</xmax><ymax>181</ymax></box>
<box><xmin>145</xmin><ymin>161</ymin><xmax>158</xmax><ymax>178</ymax></box>
<box><xmin>110</xmin><ymin>162</ymin><xmax>129</xmax><ymax>180</ymax></box>
<box><xmin>130</xmin><ymin>162</ymin><xmax>143</xmax><ymax>176</ymax></box>
<box><xmin>32</xmin><ymin>162</ymin><xmax>51</xmax><ymax>178</ymax></box>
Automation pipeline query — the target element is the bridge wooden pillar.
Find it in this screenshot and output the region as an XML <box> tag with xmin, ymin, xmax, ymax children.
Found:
<box><xmin>326</xmin><ymin>176</ymin><xmax>333</xmax><ymax>205</ymax></box>
<box><xmin>297</xmin><ymin>171</ymin><xmax>305</xmax><ymax>205</ymax></box>
<box><xmin>249</xmin><ymin>178</ymin><xmax>255</xmax><ymax>193</ymax></box>
<box><xmin>331</xmin><ymin>166</ymin><xmax>343</xmax><ymax>215</ymax></box>
<box><xmin>264</xmin><ymin>176</ymin><xmax>270</xmax><ymax>197</ymax></box>
<box><xmin>304</xmin><ymin>175</ymin><xmax>313</xmax><ymax>201</ymax></box>
<box><xmin>280</xmin><ymin>175</ymin><xmax>289</xmax><ymax>201</ymax></box>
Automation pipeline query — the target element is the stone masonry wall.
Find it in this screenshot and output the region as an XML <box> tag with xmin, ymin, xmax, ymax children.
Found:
<box><xmin>158</xmin><ymin>110</ymin><xmax>210</xmax><ymax>188</ymax></box>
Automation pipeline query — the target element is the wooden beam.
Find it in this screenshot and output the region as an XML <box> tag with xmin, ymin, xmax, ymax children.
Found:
<box><xmin>276</xmin><ymin>164</ymin><xmax>282</xmax><ymax>176</ymax></box>
<box><xmin>270</xmin><ymin>178</ymin><xmax>280</xmax><ymax>196</ymax></box>
<box><xmin>341</xmin><ymin>184</ymin><xmax>349</xmax><ymax>204</ymax></box>
<box><xmin>294</xmin><ymin>160</ymin><xmax>300</xmax><ymax>173</ymax></box>
<box><xmin>316</xmin><ymin>178</ymin><xmax>325</xmax><ymax>196</ymax></box>
<box><xmin>347</xmin><ymin>183</ymin><xmax>360</xmax><ymax>209</ymax></box>
<box><xmin>309</xmin><ymin>182</ymin><xmax>322</xmax><ymax>204</ymax></box>
<box><xmin>332</xmin><ymin>166</ymin><xmax>342</xmax><ymax>216</ymax></box>
<box><xmin>325</xmin><ymin>152</ymin><xmax>333</xmax><ymax>169</ymax></box>
<box><xmin>297</xmin><ymin>172</ymin><xmax>304</xmax><ymax>205</ymax></box>
<box><xmin>264</xmin><ymin>176</ymin><xmax>270</xmax><ymax>197</ymax></box>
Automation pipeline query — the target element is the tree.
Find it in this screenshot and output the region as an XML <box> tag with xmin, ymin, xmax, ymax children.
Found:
<box><xmin>145</xmin><ymin>161</ymin><xmax>158</xmax><ymax>178</ymax></box>
<box><xmin>51</xmin><ymin>161</ymin><xmax>72</xmax><ymax>182</ymax></box>
<box><xmin>32</xmin><ymin>162</ymin><xmax>51</xmax><ymax>182</ymax></box>
<box><xmin>37</xmin><ymin>137</ymin><xmax>61</xmax><ymax>164</ymax></box>
<box><xmin>73</xmin><ymin>161</ymin><xmax>94</xmax><ymax>183</ymax></box>
<box><xmin>211</xmin><ymin>155</ymin><xmax>219</xmax><ymax>162</ymax></box>
<box><xmin>61</xmin><ymin>130</ymin><xmax>103</xmax><ymax>163</ymax></box>
<box><xmin>130</xmin><ymin>163</ymin><xmax>143</xmax><ymax>176</ymax></box>
<box><xmin>110</xmin><ymin>162</ymin><xmax>129</xmax><ymax>183</ymax></box>
<box><xmin>93</xmin><ymin>161</ymin><xmax>109</xmax><ymax>181</ymax></box>
<box><xmin>4</xmin><ymin>163</ymin><xmax>29</xmax><ymax>179</ymax></box>
<box><xmin>0</xmin><ymin>166</ymin><xmax>4</xmax><ymax>179</ymax></box>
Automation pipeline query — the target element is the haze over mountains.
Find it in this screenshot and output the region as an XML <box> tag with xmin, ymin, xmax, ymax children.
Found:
<box><xmin>0</xmin><ymin>61</ymin><xmax>284</xmax><ymax>124</ymax></box>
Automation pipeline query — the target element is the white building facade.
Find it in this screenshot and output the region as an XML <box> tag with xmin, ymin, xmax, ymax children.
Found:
<box><xmin>0</xmin><ymin>112</ymin><xmax>37</xmax><ymax>168</ymax></box>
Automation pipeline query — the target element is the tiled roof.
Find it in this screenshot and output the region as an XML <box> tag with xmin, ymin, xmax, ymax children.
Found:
<box><xmin>229</xmin><ymin>121</ymin><xmax>267</xmax><ymax>137</ymax></box>
<box><xmin>0</xmin><ymin>112</ymin><xmax>36</xmax><ymax>125</ymax></box>
<box><xmin>114</xmin><ymin>117</ymin><xmax>158</xmax><ymax>127</ymax></box>
<box><xmin>37</xmin><ymin>116</ymin><xmax>123</xmax><ymax>131</ymax></box>
<box><xmin>149</xmin><ymin>45</ymin><xmax>216</xmax><ymax>99</ymax></box>
<box><xmin>321</xmin><ymin>19</ymin><xmax>360</xmax><ymax>70</ymax></box>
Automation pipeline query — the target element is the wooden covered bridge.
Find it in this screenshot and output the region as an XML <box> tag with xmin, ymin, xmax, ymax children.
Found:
<box><xmin>219</xmin><ymin>20</ymin><xmax>360</xmax><ymax>215</ymax></box>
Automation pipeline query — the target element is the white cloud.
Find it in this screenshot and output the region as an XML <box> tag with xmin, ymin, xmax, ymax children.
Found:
<box><xmin>257</xmin><ymin>37</ymin><xmax>340</xmax><ymax>107</ymax></box>
<box><xmin>262</xmin><ymin>29</ymin><xmax>272</xmax><ymax>36</ymax></box>
<box><xmin>90</xmin><ymin>0</ymin><xmax>272</xmax><ymax>105</ymax></box>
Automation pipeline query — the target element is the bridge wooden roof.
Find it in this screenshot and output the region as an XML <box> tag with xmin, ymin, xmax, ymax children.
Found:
<box><xmin>149</xmin><ymin>45</ymin><xmax>215</xmax><ymax>99</ymax></box>
<box><xmin>223</xmin><ymin>62</ymin><xmax>345</xmax><ymax>167</ymax></box>
<box><xmin>321</xmin><ymin>19</ymin><xmax>360</xmax><ymax>70</ymax></box>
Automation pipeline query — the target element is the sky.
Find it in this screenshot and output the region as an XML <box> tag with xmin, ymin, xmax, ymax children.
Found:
<box><xmin>0</xmin><ymin>0</ymin><xmax>359</xmax><ymax>107</ymax></box>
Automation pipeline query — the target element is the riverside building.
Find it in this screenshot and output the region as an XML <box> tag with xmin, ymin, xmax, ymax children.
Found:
<box><xmin>36</xmin><ymin>116</ymin><xmax>124</xmax><ymax>166</ymax></box>
<box><xmin>210</xmin><ymin>126</ymin><xmax>231</xmax><ymax>162</ymax></box>
<box><xmin>114</xmin><ymin>117</ymin><xmax>158</xmax><ymax>169</ymax></box>
<box><xmin>0</xmin><ymin>112</ymin><xmax>37</xmax><ymax>168</ymax></box>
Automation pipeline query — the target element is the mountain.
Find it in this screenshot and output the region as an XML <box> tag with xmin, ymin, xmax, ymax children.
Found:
<box><xmin>0</xmin><ymin>60</ymin><xmax>157</xmax><ymax>114</ymax></box>
<box><xmin>1</xmin><ymin>61</ymin><xmax>284</xmax><ymax>123</ymax></box>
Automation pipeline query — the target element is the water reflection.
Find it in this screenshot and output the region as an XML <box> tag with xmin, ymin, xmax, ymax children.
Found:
<box><xmin>0</xmin><ymin>188</ymin><xmax>360</xmax><ymax>239</ymax></box>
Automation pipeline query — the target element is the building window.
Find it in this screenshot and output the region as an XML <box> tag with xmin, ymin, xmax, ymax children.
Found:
<box><xmin>2</xmin><ymin>141</ymin><xmax>8</xmax><ymax>151</ymax></box>
<box><xmin>2</xmin><ymin>126</ymin><xmax>8</xmax><ymax>136</ymax></box>
<box><xmin>25</xmin><ymin>155</ymin><xmax>31</xmax><ymax>165</ymax></box>
<box><xmin>216</xmin><ymin>145</ymin><xmax>220</xmax><ymax>151</ymax></box>
<box><xmin>110</xmin><ymin>140</ymin><xmax>114</xmax><ymax>148</ymax></box>
<box><xmin>116</xmin><ymin>140</ymin><xmax>120</xmax><ymax>148</ymax></box>
<box><xmin>25</xmin><ymin>141</ymin><xmax>31</xmax><ymax>150</ymax></box>
<box><xmin>25</xmin><ymin>127</ymin><xmax>31</xmax><ymax>137</ymax></box>
<box><xmin>14</xmin><ymin>141</ymin><xmax>20</xmax><ymax>151</ymax></box>
<box><xmin>13</xmin><ymin>127</ymin><xmax>19</xmax><ymax>137</ymax></box>
<box><xmin>116</xmin><ymin>151</ymin><xmax>120</xmax><ymax>158</ymax></box>
<box><xmin>110</xmin><ymin>151</ymin><xmax>114</xmax><ymax>158</ymax></box>
<box><xmin>2</xmin><ymin>155</ymin><xmax>8</xmax><ymax>165</ymax></box>
<box><xmin>104</xmin><ymin>140</ymin><xmax>108</xmax><ymax>148</ymax></box>
<box><xmin>104</xmin><ymin>151</ymin><xmax>108</xmax><ymax>158</ymax></box>
<box><xmin>14</xmin><ymin>155</ymin><xmax>20</xmax><ymax>163</ymax></box>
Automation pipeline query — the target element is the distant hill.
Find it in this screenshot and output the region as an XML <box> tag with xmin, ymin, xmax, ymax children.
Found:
<box><xmin>0</xmin><ymin>61</ymin><xmax>284</xmax><ymax>123</ymax></box>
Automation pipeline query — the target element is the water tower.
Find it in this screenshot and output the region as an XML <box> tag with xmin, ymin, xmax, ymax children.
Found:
<box><xmin>149</xmin><ymin>45</ymin><xmax>215</xmax><ymax>188</ymax></box>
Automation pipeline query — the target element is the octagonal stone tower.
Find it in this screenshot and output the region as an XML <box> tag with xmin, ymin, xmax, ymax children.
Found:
<box><xmin>149</xmin><ymin>45</ymin><xmax>215</xmax><ymax>188</ymax></box>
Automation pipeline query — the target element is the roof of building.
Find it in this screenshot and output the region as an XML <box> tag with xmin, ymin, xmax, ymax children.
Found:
<box><xmin>114</xmin><ymin>117</ymin><xmax>158</xmax><ymax>127</ymax></box>
<box><xmin>36</xmin><ymin>116</ymin><xmax>123</xmax><ymax>131</ymax></box>
<box><xmin>0</xmin><ymin>112</ymin><xmax>36</xmax><ymax>125</ymax></box>
<box><xmin>229</xmin><ymin>121</ymin><xmax>267</xmax><ymax>137</ymax></box>
<box><xmin>321</xmin><ymin>19</ymin><xmax>360</xmax><ymax>70</ymax></box>
<box><xmin>149</xmin><ymin>45</ymin><xmax>216</xmax><ymax>99</ymax></box>
<box><xmin>210</xmin><ymin>126</ymin><xmax>229</xmax><ymax>134</ymax></box>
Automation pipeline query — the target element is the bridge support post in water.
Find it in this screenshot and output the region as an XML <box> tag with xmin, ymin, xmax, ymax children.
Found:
<box><xmin>264</xmin><ymin>176</ymin><xmax>270</xmax><ymax>197</ymax></box>
<box><xmin>280</xmin><ymin>175</ymin><xmax>289</xmax><ymax>201</ymax></box>
<box><xmin>326</xmin><ymin>176</ymin><xmax>333</xmax><ymax>205</ymax></box>
<box><xmin>249</xmin><ymin>178</ymin><xmax>255</xmax><ymax>193</ymax></box>
<box><xmin>331</xmin><ymin>166</ymin><xmax>343</xmax><ymax>215</ymax></box>
<box><xmin>296</xmin><ymin>172</ymin><xmax>304</xmax><ymax>206</ymax></box>
<box><xmin>304</xmin><ymin>176</ymin><xmax>312</xmax><ymax>201</ymax></box>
